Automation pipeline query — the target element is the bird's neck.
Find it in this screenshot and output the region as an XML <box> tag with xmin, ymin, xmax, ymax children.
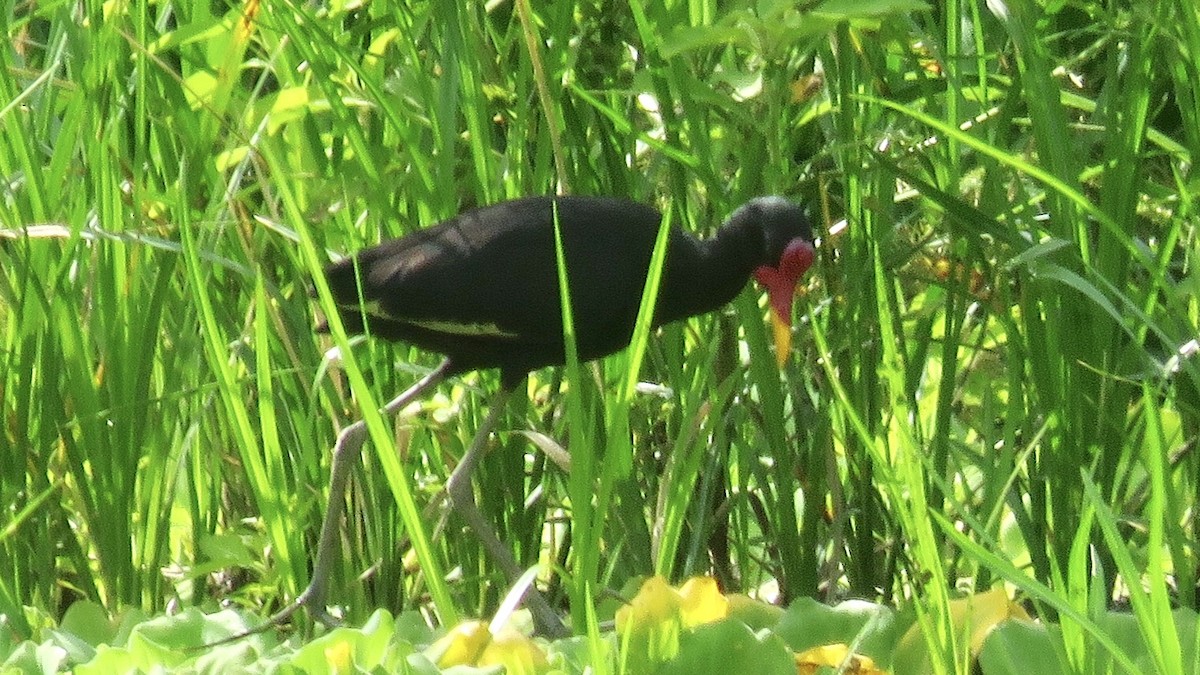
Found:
<box><xmin>657</xmin><ymin>224</ymin><xmax>762</xmax><ymax>324</ymax></box>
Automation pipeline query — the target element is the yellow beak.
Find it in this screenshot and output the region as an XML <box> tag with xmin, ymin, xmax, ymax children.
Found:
<box><xmin>769</xmin><ymin>307</ymin><xmax>791</xmax><ymax>368</ymax></box>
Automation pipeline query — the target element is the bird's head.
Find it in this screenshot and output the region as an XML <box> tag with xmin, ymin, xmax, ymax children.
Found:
<box><xmin>736</xmin><ymin>197</ymin><xmax>816</xmax><ymax>367</ymax></box>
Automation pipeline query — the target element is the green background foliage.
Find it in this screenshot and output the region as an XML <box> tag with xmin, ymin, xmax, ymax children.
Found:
<box><xmin>2</xmin><ymin>0</ymin><xmax>1198</xmax><ymax>671</ymax></box>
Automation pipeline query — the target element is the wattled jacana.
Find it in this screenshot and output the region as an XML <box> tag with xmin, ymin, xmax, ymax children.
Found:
<box><xmin>291</xmin><ymin>195</ymin><xmax>815</xmax><ymax>635</ymax></box>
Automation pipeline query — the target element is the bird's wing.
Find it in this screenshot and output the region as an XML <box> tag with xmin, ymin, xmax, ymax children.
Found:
<box><xmin>338</xmin><ymin>197</ymin><xmax>663</xmax><ymax>347</ymax></box>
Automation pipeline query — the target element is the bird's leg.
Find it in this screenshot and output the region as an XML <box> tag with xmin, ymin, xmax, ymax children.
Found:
<box><xmin>442</xmin><ymin>387</ymin><xmax>568</xmax><ymax>637</ymax></box>
<box><xmin>264</xmin><ymin>359</ymin><xmax>453</xmax><ymax>629</ymax></box>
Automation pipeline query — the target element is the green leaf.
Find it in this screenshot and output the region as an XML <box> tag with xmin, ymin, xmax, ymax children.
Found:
<box><xmin>774</xmin><ymin>598</ymin><xmax>899</xmax><ymax>663</ymax></box>
<box><xmin>813</xmin><ymin>0</ymin><xmax>930</xmax><ymax>20</ymax></box>
<box><xmin>977</xmin><ymin>620</ymin><xmax>1066</xmax><ymax>675</ymax></box>
<box><xmin>662</xmin><ymin>620</ymin><xmax>795</xmax><ymax>675</ymax></box>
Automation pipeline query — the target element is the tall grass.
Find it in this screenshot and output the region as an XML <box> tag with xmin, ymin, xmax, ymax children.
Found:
<box><xmin>2</xmin><ymin>0</ymin><xmax>1197</xmax><ymax>670</ymax></box>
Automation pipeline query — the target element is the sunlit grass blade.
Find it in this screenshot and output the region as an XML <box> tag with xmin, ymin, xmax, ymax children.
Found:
<box><xmin>930</xmin><ymin>511</ymin><xmax>1139</xmax><ymax>672</ymax></box>
<box><xmin>179</xmin><ymin>195</ymin><xmax>301</xmax><ymax>600</ymax></box>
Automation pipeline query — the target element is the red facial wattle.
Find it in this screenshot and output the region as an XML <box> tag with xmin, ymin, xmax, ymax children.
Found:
<box><xmin>753</xmin><ymin>239</ymin><xmax>816</xmax><ymax>366</ymax></box>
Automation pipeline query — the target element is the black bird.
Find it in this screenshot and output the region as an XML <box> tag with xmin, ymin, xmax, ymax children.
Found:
<box><xmin>292</xmin><ymin>195</ymin><xmax>815</xmax><ymax>635</ymax></box>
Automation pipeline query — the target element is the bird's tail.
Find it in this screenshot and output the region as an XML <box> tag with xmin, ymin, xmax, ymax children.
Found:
<box><xmin>313</xmin><ymin>257</ymin><xmax>369</xmax><ymax>335</ymax></box>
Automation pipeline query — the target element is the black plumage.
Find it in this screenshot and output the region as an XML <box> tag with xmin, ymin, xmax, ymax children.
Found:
<box><xmin>322</xmin><ymin>195</ymin><xmax>815</xmax><ymax>381</ymax></box>
<box><xmin>289</xmin><ymin>195</ymin><xmax>815</xmax><ymax>636</ymax></box>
